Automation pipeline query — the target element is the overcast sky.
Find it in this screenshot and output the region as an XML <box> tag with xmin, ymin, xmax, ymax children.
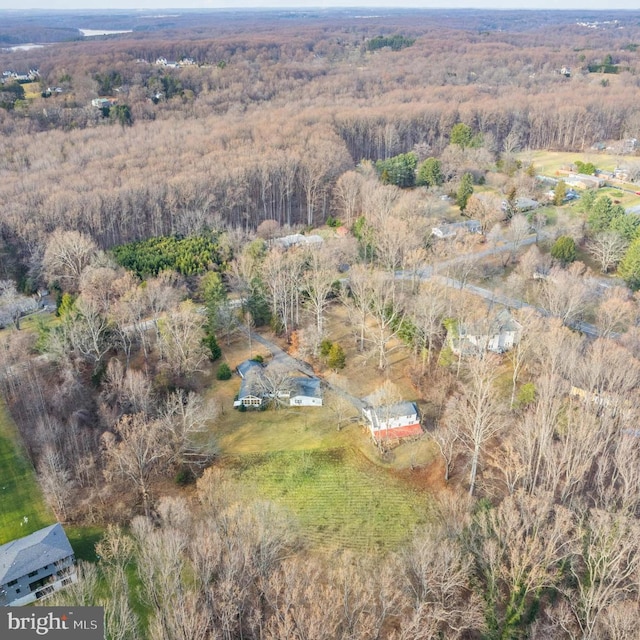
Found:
<box><xmin>2</xmin><ymin>1</ymin><xmax>640</xmax><ymax>11</ymax></box>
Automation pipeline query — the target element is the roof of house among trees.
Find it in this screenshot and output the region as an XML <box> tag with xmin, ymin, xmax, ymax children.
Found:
<box><xmin>291</xmin><ymin>376</ymin><xmax>322</xmax><ymax>399</ymax></box>
<box><xmin>0</xmin><ymin>524</ymin><xmax>73</xmax><ymax>586</ymax></box>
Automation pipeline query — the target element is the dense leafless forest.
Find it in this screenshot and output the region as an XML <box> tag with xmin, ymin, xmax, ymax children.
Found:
<box><xmin>2</xmin><ymin>8</ymin><xmax>640</xmax><ymax>639</ymax></box>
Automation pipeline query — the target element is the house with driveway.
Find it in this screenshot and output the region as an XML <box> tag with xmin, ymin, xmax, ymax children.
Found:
<box><xmin>234</xmin><ymin>359</ymin><xmax>323</xmax><ymax>408</ymax></box>
<box><xmin>0</xmin><ymin>523</ymin><xmax>77</xmax><ymax>606</ymax></box>
<box><xmin>287</xmin><ymin>377</ymin><xmax>323</xmax><ymax>407</ymax></box>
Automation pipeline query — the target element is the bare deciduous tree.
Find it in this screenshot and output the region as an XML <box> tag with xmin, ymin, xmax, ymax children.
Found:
<box><xmin>333</xmin><ymin>170</ymin><xmax>364</xmax><ymax>226</ymax></box>
<box><xmin>301</xmin><ymin>245</ymin><xmax>338</xmax><ymax>336</ymax></box>
<box><xmin>536</xmin><ymin>264</ymin><xmax>593</xmax><ymax>327</ymax></box>
<box><xmin>586</xmin><ymin>231</ymin><xmax>628</xmax><ymax>273</ymax></box>
<box><xmin>42</xmin><ymin>229</ymin><xmax>98</xmax><ymax>291</ymax></box>
<box><xmin>401</xmin><ymin>523</ymin><xmax>484</xmax><ymax>640</ymax></box>
<box><xmin>429</xmin><ymin>419</ymin><xmax>461</xmax><ymax>483</ymax></box>
<box><xmin>157</xmin><ymin>300</ymin><xmax>208</xmax><ymax>377</ymax></box>
<box><xmin>38</xmin><ymin>445</ymin><xmax>74</xmax><ymax>521</ymax></box>
<box><xmin>595</xmin><ymin>286</ymin><xmax>635</xmax><ymax>338</ymax></box>
<box><xmin>444</xmin><ymin>354</ymin><xmax>506</xmax><ymax>496</ymax></box>
<box><xmin>102</xmin><ymin>413</ymin><xmax>169</xmax><ymax>515</ymax></box>
<box><xmin>467</xmin><ymin>491</ymin><xmax>574</xmax><ymax>638</ymax></box>
<box><xmin>161</xmin><ymin>389</ymin><xmax>218</xmax><ymax>467</ymax></box>
<box><xmin>568</xmin><ymin>510</ymin><xmax>640</xmax><ymax>640</ymax></box>
<box><xmin>409</xmin><ymin>281</ymin><xmax>448</xmax><ymax>371</ymax></box>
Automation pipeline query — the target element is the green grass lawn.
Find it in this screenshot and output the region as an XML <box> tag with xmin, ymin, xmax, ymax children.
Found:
<box><xmin>0</xmin><ymin>400</ymin><xmax>54</xmax><ymax>545</ymax></box>
<box><xmin>225</xmin><ymin>448</ymin><xmax>431</xmax><ymax>553</ymax></box>
<box><xmin>66</xmin><ymin>526</ymin><xmax>104</xmax><ymax>561</ymax></box>
<box><xmin>524</xmin><ymin>150</ymin><xmax>630</xmax><ymax>175</ymax></box>
<box><xmin>215</xmin><ymin>404</ymin><xmax>354</xmax><ymax>454</ymax></box>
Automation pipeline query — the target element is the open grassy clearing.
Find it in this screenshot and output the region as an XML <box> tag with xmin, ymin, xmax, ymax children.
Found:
<box><xmin>225</xmin><ymin>448</ymin><xmax>431</xmax><ymax>552</ymax></box>
<box><xmin>66</xmin><ymin>526</ymin><xmax>103</xmax><ymax>562</ymax></box>
<box><xmin>0</xmin><ymin>399</ymin><xmax>54</xmax><ymax>545</ymax></box>
<box><xmin>208</xmin><ymin>317</ymin><xmax>433</xmax><ymax>467</ymax></box>
<box><xmin>214</xmin><ymin>390</ymin><xmax>356</xmax><ymax>454</ymax></box>
<box><xmin>524</xmin><ymin>150</ymin><xmax>632</xmax><ymax>175</ymax></box>
<box><xmin>0</xmin><ymin>398</ymin><xmax>103</xmax><ymax>561</ymax></box>
<box><xmin>596</xmin><ymin>186</ymin><xmax>640</xmax><ymax>208</ymax></box>
<box><xmin>19</xmin><ymin>310</ymin><xmax>58</xmax><ymax>333</ymax></box>
<box><xmin>21</xmin><ymin>82</ymin><xmax>41</xmax><ymax>100</ymax></box>
<box><xmin>203</xmin><ymin>295</ymin><xmax>444</xmax><ymax>554</ymax></box>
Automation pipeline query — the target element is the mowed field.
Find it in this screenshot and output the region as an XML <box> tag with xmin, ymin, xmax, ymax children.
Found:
<box><xmin>224</xmin><ymin>448</ymin><xmax>431</xmax><ymax>552</ymax></box>
<box><xmin>524</xmin><ymin>150</ymin><xmax>628</xmax><ymax>175</ymax></box>
<box><xmin>0</xmin><ymin>399</ymin><xmax>54</xmax><ymax>545</ymax></box>
<box><xmin>520</xmin><ymin>150</ymin><xmax>640</xmax><ymax>209</ymax></box>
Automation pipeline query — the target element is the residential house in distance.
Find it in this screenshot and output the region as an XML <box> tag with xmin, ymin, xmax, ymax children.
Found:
<box><xmin>431</xmin><ymin>220</ymin><xmax>481</xmax><ymax>239</ymax></box>
<box><xmin>274</xmin><ymin>234</ymin><xmax>324</xmax><ymax>250</ymax></box>
<box><xmin>449</xmin><ymin>309</ymin><xmax>522</xmax><ymax>355</ymax></box>
<box><xmin>91</xmin><ymin>97</ymin><xmax>118</xmax><ymax>109</ymax></box>
<box><xmin>564</xmin><ymin>173</ymin><xmax>605</xmax><ymax>190</ymax></box>
<box><xmin>0</xmin><ymin>523</ymin><xmax>76</xmax><ymax>606</ymax></box>
<box><xmin>509</xmin><ymin>197</ymin><xmax>540</xmax><ymax>213</ymax></box>
<box><xmin>155</xmin><ymin>57</ymin><xmax>180</xmax><ymax>68</ymax></box>
<box><xmin>362</xmin><ymin>396</ymin><xmax>422</xmax><ymax>441</ymax></box>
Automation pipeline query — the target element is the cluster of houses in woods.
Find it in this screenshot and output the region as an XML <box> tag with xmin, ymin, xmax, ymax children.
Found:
<box><xmin>233</xmin><ymin>307</ymin><xmax>523</xmax><ymax>443</ymax></box>
<box><xmin>1</xmin><ymin>69</ymin><xmax>39</xmax><ymax>84</ymax></box>
<box><xmin>91</xmin><ymin>97</ymin><xmax>118</xmax><ymax>109</ymax></box>
<box><xmin>155</xmin><ymin>57</ymin><xmax>197</xmax><ymax>68</ymax></box>
<box><xmin>0</xmin><ymin>524</ymin><xmax>76</xmax><ymax>607</ymax></box>
<box><xmin>234</xmin><ymin>359</ymin><xmax>323</xmax><ymax>408</ymax></box>
<box><xmin>0</xmin><ymin>309</ymin><xmax>525</xmax><ymax>609</ymax></box>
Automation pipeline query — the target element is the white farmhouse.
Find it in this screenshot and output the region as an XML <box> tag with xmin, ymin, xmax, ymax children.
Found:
<box><xmin>362</xmin><ymin>399</ymin><xmax>422</xmax><ymax>441</ymax></box>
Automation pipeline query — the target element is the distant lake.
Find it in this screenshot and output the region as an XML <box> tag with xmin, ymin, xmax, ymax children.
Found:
<box><xmin>3</xmin><ymin>44</ymin><xmax>45</xmax><ymax>51</ymax></box>
<box><xmin>79</xmin><ymin>29</ymin><xmax>133</xmax><ymax>37</ymax></box>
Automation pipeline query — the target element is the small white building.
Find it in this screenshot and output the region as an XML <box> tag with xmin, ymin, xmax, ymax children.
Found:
<box><xmin>233</xmin><ymin>363</ymin><xmax>322</xmax><ymax>408</ymax></box>
<box><xmin>362</xmin><ymin>398</ymin><xmax>422</xmax><ymax>441</ymax></box>
<box><xmin>432</xmin><ymin>220</ymin><xmax>481</xmax><ymax>239</ymax></box>
<box><xmin>564</xmin><ymin>174</ymin><xmax>605</xmax><ymax>190</ymax></box>
<box><xmin>91</xmin><ymin>97</ymin><xmax>117</xmax><ymax>109</ymax></box>
<box><xmin>274</xmin><ymin>234</ymin><xmax>324</xmax><ymax>249</ymax></box>
<box><xmin>288</xmin><ymin>377</ymin><xmax>323</xmax><ymax>407</ymax></box>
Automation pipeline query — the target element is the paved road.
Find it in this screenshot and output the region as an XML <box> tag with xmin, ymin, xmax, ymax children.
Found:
<box><xmin>393</xmin><ymin>232</ymin><xmax>609</xmax><ymax>339</ymax></box>
<box><xmin>432</xmin><ymin>275</ymin><xmax>603</xmax><ymax>337</ymax></box>
<box><xmin>395</xmin><ymin>233</ymin><xmax>540</xmax><ymax>281</ymax></box>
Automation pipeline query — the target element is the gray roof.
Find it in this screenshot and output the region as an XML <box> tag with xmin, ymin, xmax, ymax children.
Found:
<box><xmin>291</xmin><ymin>377</ymin><xmax>322</xmax><ymax>399</ymax></box>
<box><xmin>461</xmin><ymin>309</ymin><xmax>520</xmax><ymax>337</ymax></box>
<box><xmin>274</xmin><ymin>234</ymin><xmax>324</xmax><ymax>249</ymax></box>
<box><xmin>0</xmin><ymin>524</ymin><xmax>74</xmax><ymax>586</ymax></box>
<box><xmin>362</xmin><ymin>398</ymin><xmax>418</xmax><ymax>421</ymax></box>
<box><xmin>237</xmin><ymin>359</ymin><xmax>262</xmax><ymax>378</ymax></box>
